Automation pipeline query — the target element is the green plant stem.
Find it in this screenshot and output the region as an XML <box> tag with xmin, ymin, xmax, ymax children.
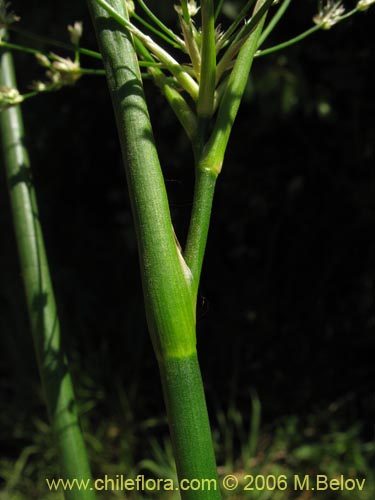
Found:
<box><xmin>255</xmin><ymin>8</ymin><xmax>360</xmax><ymax>59</ymax></box>
<box><xmin>200</xmin><ymin>1</ymin><xmax>269</xmax><ymax>176</ymax></box>
<box><xmin>95</xmin><ymin>0</ymin><xmax>200</xmax><ymax>100</ymax></box>
<box><xmin>80</xmin><ymin>67</ymin><xmax>106</xmax><ymax>75</ymax></box>
<box><xmin>214</xmin><ymin>0</ymin><xmax>225</xmax><ymax>21</ymax></box>
<box><xmin>135</xmin><ymin>0</ymin><xmax>183</xmax><ymax>46</ymax></box>
<box><xmin>160</xmin><ymin>354</ymin><xmax>221</xmax><ymax>497</ymax></box>
<box><xmin>180</xmin><ymin>0</ymin><xmax>192</xmax><ymax>24</ymax></box>
<box><xmin>0</xmin><ymin>39</ymin><xmax>41</xmax><ymax>55</ymax></box>
<box><xmin>257</xmin><ymin>0</ymin><xmax>293</xmax><ymax>47</ymax></box>
<box><xmin>87</xmin><ymin>2</ymin><xmax>220</xmax><ymax>497</ymax></box>
<box><xmin>132</xmin><ymin>11</ymin><xmax>182</xmax><ymax>49</ymax></box>
<box><xmin>184</xmin><ymin>169</ymin><xmax>216</xmax><ymax>299</ymax></box>
<box><xmin>198</xmin><ymin>0</ymin><xmax>216</xmax><ymax>118</ymax></box>
<box><xmin>216</xmin><ymin>0</ymin><xmax>272</xmax><ymax>83</ymax></box>
<box><xmin>0</xmin><ymin>44</ymin><xmax>95</xmax><ymax>500</ymax></box>
<box><xmin>255</xmin><ymin>24</ymin><xmax>321</xmax><ymax>57</ymax></box>
<box><xmin>10</xmin><ymin>26</ymin><xmax>102</xmax><ymax>59</ymax></box>
<box><xmin>219</xmin><ymin>0</ymin><xmax>257</xmax><ymax>48</ymax></box>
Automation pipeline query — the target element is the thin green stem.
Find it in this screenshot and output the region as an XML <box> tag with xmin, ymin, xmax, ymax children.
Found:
<box><xmin>184</xmin><ymin>169</ymin><xmax>217</xmax><ymax>299</ymax></box>
<box><xmin>231</xmin><ymin>0</ymin><xmax>274</xmax><ymax>45</ymax></box>
<box><xmin>216</xmin><ymin>0</ymin><xmax>273</xmax><ymax>83</ymax></box>
<box><xmin>79</xmin><ymin>67</ymin><xmax>106</xmax><ymax>75</ymax></box>
<box><xmin>337</xmin><ymin>8</ymin><xmax>359</xmax><ymax>22</ymax></box>
<box><xmin>257</xmin><ymin>0</ymin><xmax>293</xmax><ymax>47</ymax></box>
<box><xmin>10</xmin><ymin>26</ymin><xmax>102</xmax><ymax>59</ymax></box>
<box><xmin>151</xmin><ymin>68</ymin><xmax>198</xmax><ymax>142</ymax></box>
<box><xmin>255</xmin><ymin>24</ymin><xmax>321</xmax><ymax>57</ymax></box>
<box><xmin>214</xmin><ymin>0</ymin><xmax>225</xmax><ymax>21</ymax></box>
<box><xmin>0</xmin><ymin>43</ymin><xmax>95</xmax><ymax>500</ymax></box>
<box><xmin>0</xmin><ymin>39</ymin><xmax>41</xmax><ymax>56</ymax></box>
<box><xmin>256</xmin><ymin>8</ymin><xmax>360</xmax><ymax>58</ymax></box>
<box><xmin>135</xmin><ymin>0</ymin><xmax>183</xmax><ymax>46</ymax></box>
<box><xmin>132</xmin><ymin>11</ymin><xmax>182</xmax><ymax>48</ymax></box>
<box><xmin>180</xmin><ymin>0</ymin><xmax>191</xmax><ymax>24</ymax></box>
<box><xmin>218</xmin><ymin>0</ymin><xmax>257</xmax><ymax>49</ymax></box>
<box><xmin>198</xmin><ymin>0</ymin><xmax>217</xmax><ymax>117</ymax></box>
<box><xmin>202</xmin><ymin>0</ymin><xmax>269</xmax><ymax>176</ymax></box>
<box><xmin>185</xmin><ymin>2</ymin><xmax>270</xmax><ymax>292</ymax></box>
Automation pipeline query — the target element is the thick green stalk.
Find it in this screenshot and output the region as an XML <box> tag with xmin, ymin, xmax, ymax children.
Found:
<box><xmin>87</xmin><ymin>1</ymin><xmax>221</xmax><ymax>498</ymax></box>
<box><xmin>0</xmin><ymin>47</ymin><xmax>95</xmax><ymax>499</ymax></box>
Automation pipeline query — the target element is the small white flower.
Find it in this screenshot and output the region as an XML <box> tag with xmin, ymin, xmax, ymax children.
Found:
<box><xmin>0</xmin><ymin>85</ymin><xmax>23</xmax><ymax>110</ymax></box>
<box><xmin>51</xmin><ymin>54</ymin><xmax>80</xmax><ymax>74</ymax></box>
<box><xmin>357</xmin><ymin>0</ymin><xmax>375</xmax><ymax>10</ymax></box>
<box><xmin>125</xmin><ymin>0</ymin><xmax>135</xmax><ymax>16</ymax></box>
<box><xmin>174</xmin><ymin>1</ymin><xmax>200</xmax><ymax>18</ymax></box>
<box><xmin>35</xmin><ymin>53</ymin><xmax>51</xmax><ymax>68</ymax></box>
<box><xmin>35</xmin><ymin>53</ymin><xmax>82</xmax><ymax>89</ymax></box>
<box><xmin>50</xmin><ymin>54</ymin><xmax>82</xmax><ymax>86</ymax></box>
<box><xmin>30</xmin><ymin>81</ymin><xmax>47</xmax><ymax>92</ymax></box>
<box><xmin>67</xmin><ymin>21</ymin><xmax>83</xmax><ymax>45</ymax></box>
<box><xmin>313</xmin><ymin>0</ymin><xmax>345</xmax><ymax>29</ymax></box>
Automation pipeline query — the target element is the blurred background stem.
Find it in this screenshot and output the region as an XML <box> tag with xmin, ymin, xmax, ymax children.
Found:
<box><xmin>0</xmin><ymin>40</ymin><xmax>95</xmax><ymax>500</ymax></box>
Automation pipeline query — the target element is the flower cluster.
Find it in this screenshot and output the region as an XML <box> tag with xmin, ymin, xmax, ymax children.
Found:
<box><xmin>174</xmin><ymin>0</ymin><xmax>200</xmax><ymax>18</ymax></box>
<box><xmin>32</xmin><ymin>53</ymin><xmax>82</xmax><ymax>92</ymax></box>
<box><xmin>357</xmin><ymin>0</ymin><xmax>375</xmax><ymax>10</ymax></box>
<box><xmin>0</xmin><ymin>85</ymin><xmax>23</xmax><ymax>110</ymax></box>
<box><xmin>313</xmin><ymin>1</ymin><xmax>345</xmax><ymax>29</ymax></box>
<box><xmin>67</xmin><ymin>21</ymin><xmax>83</xmax><ymax>46</ymax></box>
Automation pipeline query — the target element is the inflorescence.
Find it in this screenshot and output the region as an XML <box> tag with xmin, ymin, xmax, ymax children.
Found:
<box><xmin>0</xmin><ymin>0</ymin><xmax>374</xmax><ymax>113</ymax></box>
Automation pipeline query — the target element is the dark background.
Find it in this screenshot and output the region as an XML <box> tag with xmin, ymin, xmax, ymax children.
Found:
<box><xmin>0</xmin><ymin>0</ymin><xmax>374</xmax><ymax>479</ymax></box>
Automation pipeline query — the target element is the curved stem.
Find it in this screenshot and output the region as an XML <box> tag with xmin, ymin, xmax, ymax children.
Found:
<box><xmin>255</xmin><ymin>24</ymin><xmax>321</xmax><ymax>57</ymax></box>
<box><xmin>255</xmin><ymin>8</ymin><xmax>360</xmax><ymax>58</ymax></box>
<box><xmin>10</xmin><ymin>26</ymin><xmax>102</xmax><ymax>59</ymax></box>
<box><xmin>0</xmin><ymin>42</ymin><xmax>95</xmax><ymax>500</ymax></box>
